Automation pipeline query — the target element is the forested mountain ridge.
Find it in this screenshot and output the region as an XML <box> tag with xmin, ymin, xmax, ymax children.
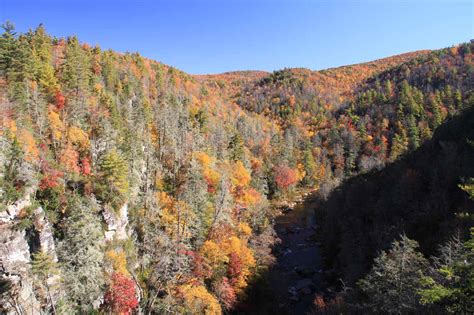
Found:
<box><xmin>0</xmin><ymin>22</ymin><xmax>472</xmax><ymax>314</ymax></box>
<box><xmin>316</xmin><ymin>105</ymin><xmax>474</xmax><ymax>313</ymax></box>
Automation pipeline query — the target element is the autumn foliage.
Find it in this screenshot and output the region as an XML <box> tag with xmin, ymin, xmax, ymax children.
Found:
<box><xmin>55</xmin><ymin>90</ymin><xmax>66</xmax><ymax>110</ymax></box>
<box><xmin>103</xmin><ymin>272</ymin><xmax>138</xmax><ymax>314</ymax></box>
<box><xmin>1</xmin><ymin>23</ymin><xmax>472</xmax><ymax>315</ymax></box>
<box><xmin>274</xmin><ymin>164</ymin><xmax>299</xmax><ymax>191</ymax></box>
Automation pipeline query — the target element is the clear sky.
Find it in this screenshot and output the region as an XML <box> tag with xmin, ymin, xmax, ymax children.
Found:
<box><xmin>1</xmin><ymin>0</ymin><xmax>472</xmax><ymax>74</ymax></box>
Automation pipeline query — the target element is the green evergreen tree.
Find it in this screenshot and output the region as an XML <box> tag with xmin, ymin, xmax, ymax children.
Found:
<box><xmin>429</xmin><ymin>92</ymin><xmax>443</xmax><ymax>129</ymax></box>
<box><xmin>419</xmin><ymin>230</ymin><xmax>473</xmax><ymax>314</ymax></box>
<box><xmin>358</xmin><ymin>235</ymin><xmax>428</xmax><ymax>314</ymax></box>
<box><xmin>0</xmin><ymin>22</ymin><xmax>32</xmax><ymax>108</ymax></box>
<box><xmin>228</xmin><ymin>133</ymin><xmax>244</xmax><ymax>161</ymax></box>
<box><xmin>60</xmin><ymin>36</ymin><xmax>91</xmax><ymax>123</ymax></box>
<box><xmin>61</xmin><ymin>36</ymin><xmax>89</xmax><ymax>93</ymax></box>
<box><xmin>0</xmin><ymin>137</ymin><xmax>24</xmax><ymax>206</ymax></box>
<box><xmin>29</xmin><ymin>24</ymin><xmax>58</xmax><ymax>94</ymax></box>
<box><xmin>302</xmin><ymin>147</ymin><xmax>317</xmax><ymax>186</ymax></box>
<box><xmin>98</xmin><ymin>149</ymin><xmax>130</xmax><ymax>209</ymax></box>
<box><xmin>0</xmin><ymin>21</ymin><xmax>17</xmax><ymax>76</ymax></box>
<box><xmin>31</xmin><ymin>251</ymin><xmax>60</xmax><ymax>314</ymax></box>
<box><xmin>390</xmin><ymin>126</ymin><xmax>409</xmax><ymax>162</ymax></box>
<box><xmin>407</xmin><ymin>115</ymin><xmax>420</xmax><ymax>150</ymax></box>
<box><xmin>454</xmin><ymin>89</ymin><xmax>462</xmax><ymax>109</ymax></box>
<box><xmin>58</xmin><ymin>196</ymin><xmax>105</xmax><ymax>312</ymax></box>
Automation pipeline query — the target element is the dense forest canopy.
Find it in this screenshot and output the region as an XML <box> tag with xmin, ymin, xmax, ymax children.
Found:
<box><xmin>0</xmin><ymin>22</ymin><xmax>472</xmax><ymax>314</ymax></box>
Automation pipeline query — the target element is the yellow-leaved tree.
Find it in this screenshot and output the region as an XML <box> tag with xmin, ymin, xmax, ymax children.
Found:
<box><xmin>177</xmin><ymin>284</ymin><xmax>222</xmax><ymax>315</ymax></box>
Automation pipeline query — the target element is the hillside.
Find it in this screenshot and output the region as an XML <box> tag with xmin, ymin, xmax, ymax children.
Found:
<box><xmin>0</xmin><ymin>22</ymin><xmax>472</xmax><ymax>314</ymax></box>
<box><xmin>316</xmin><ymin>105</ymin><xmax>474</xmax><ymax>312</ymax></box>
<box><xmin>320</xmin><ymin>105</ymin><xmax>474</xmax><ymax>281</ymax></box>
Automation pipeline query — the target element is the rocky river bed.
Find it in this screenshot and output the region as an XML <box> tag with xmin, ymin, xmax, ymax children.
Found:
<box><xmin>236</xmin><ymin>191</ymin><xmax>325</xmax><ymax>314</ymax></box>
<box><xmin>267</xmin><ymin>192</ymin><xmax>323</xmax><ymax>314</ymax></box>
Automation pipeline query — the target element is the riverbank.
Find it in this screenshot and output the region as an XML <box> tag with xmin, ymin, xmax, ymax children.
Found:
<box><xmin>235</xmin><ymin>190</ymin><xmax>324</xmax><ymax>314</ymax></box>
<box><xmin>268</xmin><ymin>191</ymin><xmax>322</xmax><ymax>314</ymax></box>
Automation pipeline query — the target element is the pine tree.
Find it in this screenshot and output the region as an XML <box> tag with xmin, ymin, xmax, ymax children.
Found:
<box><xmin>58</xmin><ymin>196</ymin><xmax>105</xmax><ymax>312</ymax></box>
<box><xmin>389</xmin><ymin>125</ymin><xmax>409</xmax><ymax>162</ymax></box>
<box><xmin>419</xmin><ymin>228</ymin><xmax>474</xmax><ymax>313</ymax></box>
<box><xmin>0</xmin><ymin>137</ymin><xmax>24</xmax><ymax>206</ymax></box>
<box><xmin>228</xmin><ymin>133</ymin><xmax>244</xmax><ymax>161</ymax></box>
<box><xmin>31</xmin><ymin>251</ymin><xmax>60</xmax><ymax>314</ymax></box>
<box><xmin>29</xmin><ymin>24</ymin><xmax>58</xmax><ymax>94</ymax></box>
<box><xmin>61</xmin><ymin>36</ymin><xmax>89</xmax><ymax>93</ymax></box>
<box><xmin>358</xmin><ymin>235</ymin><xmax>428</xmax><ymax>314</ymax></box>
<box><xmin>0</xmin><ymin>21</ymin><xmax>17</xmax><ymax>76</ymax></box>
<box><xmin>98</xmin><ymin>149</ymin><xmax>129</xmax><ymax>208</ymax></box>
<box><xmin>0</xmin><ymin>22</ymin><xmax>32</xmax><ymax>108</ymax></box>
<box><xmin>454</xmin><ymin>89</ymin><xmax>462</xmax><ymax>109</ymax></box>
<box><xmin>302</xmin><ymin>147</ymin><xmax>317</xmax><ymax>186</ymax></box>
<box><xmin>60</xmin><ymin>36</ymin><xmax>91</xmax><ymax>123</ymax></box>
<box><xmin>400</xmin><ymin>80</ymin><xmax>413</xmax><ymax>114</ymax></box>
<box><xmin>407</xmin><ymin>115</ymin><xmax>420</xmax><ymax>150</ymax></box>
<box><xmin>429</xmin><ymin>92</ymin><xmax>443</xmax><ymax>129</ymax></box>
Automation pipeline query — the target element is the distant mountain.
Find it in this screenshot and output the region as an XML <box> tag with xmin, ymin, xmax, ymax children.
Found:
<box><xmin>0</xmin><ymin>22</ymin><xmax>472</xmax><ymax>314</ymax></box>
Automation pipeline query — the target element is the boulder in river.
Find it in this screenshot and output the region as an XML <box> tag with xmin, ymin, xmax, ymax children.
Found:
<box><xmin>294</xmin><ymin>266</ymin><xmax>316</xmax><ymax>277</ymax></box>
<box><xmin>289</xmin><ymin>295</ymin><xmax>300</xmax><ymax>302</ymax></box>
<box><xmin>281</xmin><ymin>205</ymin><xmax>292</xmax><ymax>214</ymax></box>
<box><xmin>295</xmin><ymin>278</ymin><xmax>314</xmax><ymax>290</ymax></box>
<box><xmin>287</xmin><ymin>286</ymin><xmax>297</xmax><ymax>295</ymax></box>
<box><xmin>301</xmin><ymin>287</ymin><xmax>312</xmax><ymax>295</ymax></box>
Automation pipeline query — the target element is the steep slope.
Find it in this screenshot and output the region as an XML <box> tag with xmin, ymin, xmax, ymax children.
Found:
<box><xmin>0</xmin><ymin>25</ymin><xmax>282</xmax><ymax>314</ymax></box>
<box><xmin>0</xmin><ymin>22</ymin><xmax>472</xmax><ymax>314</ymax></box>
<box><xmin>319</xmin><ymin>105</ymin><xmax>474</xmax><ymax>284</ymax></box>
<box><xmin>314</xmin><ymin>105</ymin><xmax>474</xmax><ymax>313</ymax></box>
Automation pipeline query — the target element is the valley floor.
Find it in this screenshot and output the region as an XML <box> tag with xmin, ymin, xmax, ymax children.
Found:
<box><xmin>238</xmin><ymin>191</ymin><xmax>323</xmax><ymax>314</ymax></box>
<box><xmin>269</xmin><ymin>192</ymin><xmax>322</xmax><ymax>314</ymax></box>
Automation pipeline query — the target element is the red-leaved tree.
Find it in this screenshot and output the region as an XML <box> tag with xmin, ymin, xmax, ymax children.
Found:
<box><xmin>213</xmin><ymin>277</ymin><xmax>236</xmax><ymax>310</ymax></box>
<box><xmin>81</xmin><ymin>156</ymin><xmax>92</xmax><ymax>176</ymax></box>
<box><xmin>103</xmin><ymin>272</ymin><xmax>138</xmax><ymax>315</ymax></box>
<box><xmin>55</xmin><ymin>90</ymin><xmax>66</xmax><ymax>111</ymax></box>
<box><xmin>227</xmin><ymin>252</ymin><xmax>242</xmax><ymax>286</ymax></box>
<box><xmin>274</xmin><ymin>165</ymin><xmax>298</xmax><ymax>191</ymax></box>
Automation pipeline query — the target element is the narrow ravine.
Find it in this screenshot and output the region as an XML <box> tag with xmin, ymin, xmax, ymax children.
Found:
<box><xmin>238</xmin><ymin>192</ymin><xmax>323</xmax><ymax>315</ymax></box>
<box><xmin>268</xmin><ymin>192</ymin><xmax>322</xmax><ymax>314</ymax></box>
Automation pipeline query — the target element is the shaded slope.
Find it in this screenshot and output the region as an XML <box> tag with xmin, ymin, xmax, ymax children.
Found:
<box><xmin>318</xmin><ymin>105</ymin><xmax>474</xmax><ymax>284</ymax></box>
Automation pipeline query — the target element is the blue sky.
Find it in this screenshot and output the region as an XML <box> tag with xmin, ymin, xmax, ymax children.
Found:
<box><xmin>1</xmin><ymin>0</ymin><xmax>472</xmax><ymax>74</ymax></box>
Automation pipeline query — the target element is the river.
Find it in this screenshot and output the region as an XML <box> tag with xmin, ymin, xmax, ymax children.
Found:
<box><xmin>237</xmin><ymin>191</ymin><xmax>323</xmax><ymax>314</ymax></box>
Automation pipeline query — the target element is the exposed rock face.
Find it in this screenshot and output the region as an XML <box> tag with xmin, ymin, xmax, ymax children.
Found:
<box><xmin>0</xmin><ymin>188</ymin><xmax>132</xmax><ymax>313</ymax></box>
<box><xmin>0</xmin><ymin>194</ymin><xmax>32</xmax><ymax>223</ymax></box>
<box><xmin>0</xmin><ymin>193</ymin><xmax>41</xmax><ymax>315</ymax></box>
<box><xmin>103</xmin><ymin>203</ymin><xmax>129</xmax><ymax>241</ymax></box>
<box><xmin>33</xmin><ymin>207</ymin><xmax>58</xmax><ymax>262</ymax></box>
<box><xmin>0</xmin><ymin>226</ymin><xmax>41</xmax><ymax>314</ymax></box>
<box><xmin>0</xmin><ymin>192</ymin><xmax>62</xmax><ymax>314</ymax></box>
<box><xmin>33</xmin><ymin>207</ymin><xmax>62</xmax><ymax>304</ymax></box>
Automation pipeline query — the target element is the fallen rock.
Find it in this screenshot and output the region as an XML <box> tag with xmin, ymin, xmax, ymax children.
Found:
<box><xmin>281</xmin><ymin>205</ymin><xmax>292</xmax><ymax>214</ymax></box>
<box><xmin>289</xmin><ymin>295</ymin><xmax>300</xmax><ymax>302</ymax></box>
<box><xmin>294</xmin><ymin>266</ymin><xmax>316</xmax><ymax>277</ymax></box>
<box><xmin>312</xmin><ymin>273</ymin><xmax>321</xmax><ymax>284</ymax></box>
<box><xmin>295</xmin><ymin>278</ymin><xmax>313</xmax><ymax>290</ymax></box>
<box><xmin>301</xmin><ymin>287</ymin><xmax>312</xmax><ymax>295</ymax></box>
<box><xmin>287</xmin><ymin>286</ymin><xmax>297</xmax><ymax>295</ymax></box>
